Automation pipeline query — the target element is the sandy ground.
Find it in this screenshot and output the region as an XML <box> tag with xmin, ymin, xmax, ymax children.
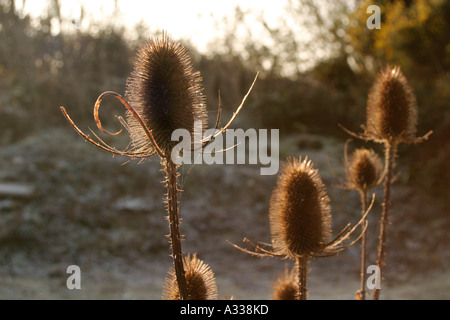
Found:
<box><xmin>1</xmin><ymin>254</ymin><xmax>448</xmax><ymax>300</ymax></box>
<box><xmin>0</xmin><ymin>129</ymin><xmax>448</xmax><ymax>300</ymax></box>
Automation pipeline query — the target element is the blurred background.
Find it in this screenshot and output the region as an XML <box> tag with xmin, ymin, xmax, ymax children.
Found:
<box><xmin>0</xmin><ymin>0</ymin><xmax>448</xmax><ymax>299</ymax></box>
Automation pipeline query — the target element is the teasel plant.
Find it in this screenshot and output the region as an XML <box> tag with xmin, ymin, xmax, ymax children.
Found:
<box><xmin>60</xmin><ymin>32</ymin><xmax>258</xmax><ymax>300</ymax></box>
<box><xmin>343</xmin><ymin>142</ymin><xmax>383</xmax><ymax>300</ymax></box>
<box><xmin>339</xmin><ymin>65</ymin><xmax>432</xmax><ymax>300</ymax></box>
<box><xmin>272</xmin><ymin>266</ymin><xmax>298</xmax><ymax>300</ymax></box>
<box><xmin>162</xmin><ymin>253</ymin><xmax>218</xmax><ymax>300</ymax></box>
<box><xmin>230</xmin><ymin>156</ymin><xmax>374</xmax><ymax>300</ymax></box>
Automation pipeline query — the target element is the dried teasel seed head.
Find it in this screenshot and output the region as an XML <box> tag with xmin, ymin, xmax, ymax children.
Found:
<box><xmin>366</xmin><ymin>65</ymin><xmax>418</xmax><ymax>143</ymax></box>
<box><xmin>125</xmin><ymin>33</ymin><xmax>207</xmax><ymax>156</ymax></box>
<box><xmin>347</xmin><ymin>148</ymin><xmax>382</xmax><ymax>192</ymax></box>
<box><xmin>272</xmin><ymin>267</ymin><xmax>299</xmax><ymax>300</ymax></box>
<box><xmin>270</xmin><ymin>157</ymin><xmax>332</xmax><ymax>258</ymax></box>
<box><xmin>162</xmin><ymin>253</ymin><xmax>218</xmax><ymax>300</ymax></box>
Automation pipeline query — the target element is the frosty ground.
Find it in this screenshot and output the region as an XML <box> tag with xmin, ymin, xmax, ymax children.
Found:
<box><xmin>0</xmin><ymin>128</ymin><xmax>448</xmax><ymax>299</ymax></box>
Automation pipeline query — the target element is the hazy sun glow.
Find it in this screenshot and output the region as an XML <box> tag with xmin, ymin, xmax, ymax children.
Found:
<box><xmin>19</xmin><ymin>0</ymin><xmax>288</xmax><ymax>53</ymax></box>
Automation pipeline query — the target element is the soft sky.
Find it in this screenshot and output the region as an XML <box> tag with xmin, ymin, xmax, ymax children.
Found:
<box><xmin>19</xmin><ymin>0</ymin><xmax>288</xmax><ymax>53</ymax></box>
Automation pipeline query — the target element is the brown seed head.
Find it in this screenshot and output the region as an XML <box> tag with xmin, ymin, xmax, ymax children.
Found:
<box><xmin>125</xmin><ymin>33</ymin><xmax>207</xmax><ymax>156</ymax></box>
<box><xmin>366</xmin><ymin>65</ymin><xmax>418</xmax><ymax>142</ymax></box>
<box><xmin>270</xmin><ymin>157</ymin><xmax>332</xmax><ymax>258</ymax></box>
<box><xmin>272</xmin><ymin>267</ymin><xmax>299</xmax><ymax>300</ymax></box>
<box><xmin>162</xmin><ymin>253</ymin><xmax>218</xmax><ymax>300</ymax></box>
<box><xmin>347</xmin><ymin>148</ymin><xmax>382</xmax><ymax>192</ymax></box>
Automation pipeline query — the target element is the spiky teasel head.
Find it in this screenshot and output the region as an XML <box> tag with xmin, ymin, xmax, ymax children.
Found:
<box><xmin>60</xmin><ymin>32</ymin><xmax>258</xmax><ymax>160</ymax></box>
<box><xmin>269</xmin><ymin>157</ymin><xmax>332</xmax><ymax>258</ymax></box>
<box><xmin>346</xmin><ymin>147</ymin><xmax>382</xmax><ymax>193</ymax></box>
<box><xmin>365</xmin><ymin>65</ymin><xmax>418</xmax><ymax>143</ymax></box>
<box><xmin>162</xmin><ymin>253</ymin><xmax>218</xmax><ymax>300</ymax></box>
<box><xmin>272</xmin><ymin>267</ymin><xmax>299</xmax><ymax>300</ymax></box>
<box><xmin>338</xmin><ymin>65</ymin><xmax>431</xmax><ymax>146</ymax></box>
<box><xmin>125</xmin><ymin>32</ymin><xmax>207</xmax><ymax>156</ymax></box>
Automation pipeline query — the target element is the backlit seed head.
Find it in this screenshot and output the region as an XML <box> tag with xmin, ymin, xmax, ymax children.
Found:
<box><xmin>270</xmin><ymin>157</ymin><xmax>332</xmax><ymax>258</ymax></box>
<box><xmin>162</xmin><ymin>253</ymin><xmax>218</xmax><ymax>300</ymax></box>
<box><xmin>366</xmin><ymin>65</ymin><xmax>418</xmax><ymax>142</ymax></box>
<box><xmin>125</xmin><ymin>33</ymin><xmax>207</xmax><ymax>156</ymax></box>
<box><xmin>272</xmin><ymin>267</ymin><xmax>299</xmax><ymax>300</ymax></box>
<box><xmin>347</xmin><ymin>148</ymin><xmax>382</xmax><ymax>192</ymax></box>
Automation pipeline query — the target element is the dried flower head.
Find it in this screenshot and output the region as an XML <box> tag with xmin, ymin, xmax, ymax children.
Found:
<box><xmin>60</xmin><ymin>33</ymin><xmax>258</xmax><ymax>160</ymax></box>
<box><xmin>339</xmin><ymin>65</ymin><xmax>432</xmax><ymax>145</ymax></box>
<box><xmin>230</xmin><ymin>156</ymin><xmax>372</xmax><ymax>259</ymax></box>
<box><xmin>162</xmin><ymin>253</ymin><xmax>218</xmax><ymax>300</ymax></box>
<box><xmin>272</xmin><ymin>267</ymin><xmax>299</xmax><ymax>300</ymax></box>
<box><xmin>365</xmin><ymin>65</ymin><xmax>417</xmax><ymax>142</ymax></box>
<box><xmin>230</xmin><ymin>157</ymin><xmax>373</xmax><ymax>300</ymax></box>
<box><xmin>345</xmin><ymin>147</ymin><xmax>382</xmax><ymax>192</ymax></box>
<box><xmin>125</xmin><ymin>33</ymin><xmax>207</xmax><ymax>156</ymax></box>
<box><xmin>270</xmin><ymin>157</ymin><xmax>332</xmax><ymax>258</ymax></box>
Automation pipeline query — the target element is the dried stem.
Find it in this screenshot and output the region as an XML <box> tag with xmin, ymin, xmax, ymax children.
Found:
<box><xmin>297</xmin><ymin>255</ymin><xmax>308</xmax><ymax>300</ymax></box>
<box><xmin>373</xmin><ymin>141</ymin><xmax>397</xmax><ymax>300</ymax></box>
<box><xmin>93</xmin><ymin>91</ymin><xmax>166</xmax><ymax>158</ymax></box>
<box><xmin>163</xmin><ymin>157</ymin><xmax>188</xmax><ymax>300</ymax></box>
<box><xmin>358</xmin><ymin>189</ymin><xmax>368</xmax><ymax>300</ymax></box>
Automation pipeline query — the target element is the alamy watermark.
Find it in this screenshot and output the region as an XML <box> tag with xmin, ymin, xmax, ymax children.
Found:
<box><xmin>366</xmin><ymin>265</ymin><xmax>381</xmax><ymax>290</ymax></box>
<box><xmin>367</xmin><ymin>5</ymin><xmax>381</xmax><ymax>29</ymax></box>
<box><xmin>66</xmin><ymin>265</ymin><xmax>81</xmax><ymax>290</ymax></box>
<box><xmin>171</xmin><ymin>121</ymin><xmax>279</xmax><ymax>176</ymax></box>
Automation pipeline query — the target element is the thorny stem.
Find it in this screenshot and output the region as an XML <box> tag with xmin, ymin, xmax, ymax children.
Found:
<box><xmin>297</xmin><ymin>256</ymin><xmax>308</xmax><ymax>300</ymax></box>
<box><xmin>164</xmin><ymin>157</ymin><xmax>188</xmax><ymax>300</ymax></box>
<box><xmin>359</xmin><ymin>190</ymin><xmax>368</xmax><ymax>300</ymax></box>
<box><xmin>373</xmin><ymin>141</ymin><xmax>396</xmax><ymax>300</ymax></box>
